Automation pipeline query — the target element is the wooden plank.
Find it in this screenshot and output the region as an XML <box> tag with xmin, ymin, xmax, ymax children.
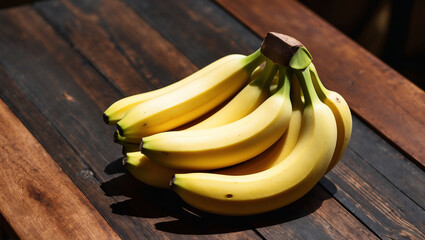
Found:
<box><xmin>322</xmin><ymin>149</ymin><xmax>425</xmax><ymax>239</ymax></box>
<box><xmin>249</xmin><ymin>185</ymin><xmax>378</xmax><ymax>239</ymax></box>
<box><xmin>41</xmin><ymin>0</ymin><xmax>379</xmax><ymax>238</ymax></box>
<box><xmin>0</xmin><ymin>99</ymin><xmax>119</xmax><ymax>239</ymax></box>
<box><xmin>349</xmin><ymin>116</ymin><xmax>425</xmax><ymax>209</ymax></box>
<box><xmin>34</xmin><ymin>0</ymin><xmax>199</xmax><ymax>95</ymax></box>
<box><xmin>122</xmin><ymin>0</ymin><xmax>261</xmax><ymax>66</ymax></box>
<box><xmin>214</xmin><ymin>0</ymin><xmax>425</xmax><ymax>168</ymax></box>
<box><xmin>0</xmin><ymin>68</ymin><xmax>148</xmax><ymax>240</ymax></box>
<box><xmin>0</xmin><ymin>4</ymin><xmax>261</xmax><ymax>239</ymax></box>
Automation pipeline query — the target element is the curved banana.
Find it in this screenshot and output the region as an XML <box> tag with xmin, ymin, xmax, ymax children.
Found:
<box><xmin>124</xmin><ymin>62</ymin><xmax>278</xmax><ymax>188</ymax></box>
<box><xmin>188</xmin><ymin>58</ymin><xmax>277</xmax><ymax>130</ymax></box>
<box><xmin>117</xmin><ymin>49</ymin><xmax>265</xmax><ymax>138</ymax></box>
<box><xmin>141</xmin><ymin>67</ymin><xmax>292</xmax><ymax>171</ymax></box>
<box><xmin>103</xmin><ymin>54</ymin><xmax>244</xmax><ymax>124</ymax></box>
<box><xmin>170</xmin><ymin>65</ymin><xmax>337</xmax><ymax>216</ymax></box>
<box><xmin>216</xmin><ymin>71</ymin><xmax>303</xmax><ymax>175</ymax></box>
<box><xmin>309</xmin><ymin>63</ymin><xmax>352</xmax><ymax>173</ymax></box>
<box><xmin>125</xmin><ymin>152</ymin><xmax>188</xmax><ymax>189</ymax></box>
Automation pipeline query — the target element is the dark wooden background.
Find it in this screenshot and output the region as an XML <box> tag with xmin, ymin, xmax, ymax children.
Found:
<box><xmin>0</xmin><ymin>0</ymin><xmax>424</xmax><ymax>239</ymax></box>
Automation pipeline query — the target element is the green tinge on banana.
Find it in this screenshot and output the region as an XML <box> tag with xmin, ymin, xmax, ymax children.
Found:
<box><xmin>141</xmin><ymin>67</ymin><xmax>292</xmax><ymax>171</ymax></box>
<box><xmin>171</xmin><ymin>65</ymin><xmax>337</xmax><ymax>216</ymax></box>
<box><xmin>103</xmin><ymin>54</ymin><xmax>246</xmax><ymax>125</ymax></box>
<box><xmin>116</xmin><ymin>49</ymin><xmax>265</xmax><ymax>139</ymax></box>
<box><xmin>309</xmin><ymin>63</ymin><xmax>352</xmax><ymax>173</ymax></box>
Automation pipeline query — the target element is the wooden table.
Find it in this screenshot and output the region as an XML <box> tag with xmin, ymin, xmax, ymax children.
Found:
<box><xmin>0</xmin><ymin>0</ymin><xmax>424</xmax><ymax>239</ymax></box>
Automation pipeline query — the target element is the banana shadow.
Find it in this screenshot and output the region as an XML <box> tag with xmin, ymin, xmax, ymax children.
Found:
<box><xmin>102</xmin><ymin>158</ymin><xmax>337</xmax><ymax>235</ymax></box>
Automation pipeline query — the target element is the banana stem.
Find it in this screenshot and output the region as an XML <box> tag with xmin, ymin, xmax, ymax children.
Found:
<box><xmin>276</xmin><ymin>66</ymin><xmax>292</xmax><ymax>97</ymax></box>
<box><xmin>295</xmin><ymin>65</ymin><xmax>320</xmax><ymax>106</ymax></box>
<box><xmin>243</xmin><ymin>48</ymin><xmax>267</xmax><ymax>73</ymax></box>
<box><xmin>251</xmin><ymin>58</ymin><xmax>278</xmax><ymax>92</ymax></box>
<box><xmin>309</xmin><ymin>63</ymin><xmax>330</xmax><ymax>99</ymax></box>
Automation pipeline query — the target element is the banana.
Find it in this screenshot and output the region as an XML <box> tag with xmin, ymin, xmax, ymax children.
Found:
<box><xmin>103</xmin><ymin>54</ymin><xmax>244</xmax><ymax>124</ymax></box>
<box><xmin>309</xmin><ymin>63</ymin><xmax>352</xmax><ymax>173</ymax></box>
<box><xmin>116</xmin><ymin>49</ymin><xmax>265</xmax><ymax>138</ymax></box>
<box><xmin>216</xmin><ymin>70</ymin><xmax>304</xmax><ymax>175</ymax></box>
<box><xmin>114</xmin><ymin>130</ymin><xmax>141</xmax><ymax>144</ymax></box>
<box><xmin>141</xmin><ymin>67</ymin><xmax>292</xmax><ymax>171</ymax></box>
<box><xmin>125</xmin><ymin>152</ymin><xmax>188</xmax><ymax>189</ymax></box>
<box><xmin>170</xmin><ymin>65</ymin><xmax>337</xmax><ymax>216</ymax></box>
<box><xmin>124</xmin><ymin>61</ymin><xmax>278</xmax><ymax>188</ymax></box>
<box><xmin>188</xmin><ymin>58</ymin><xmax>277</xmax><ymax>130</ymax></box>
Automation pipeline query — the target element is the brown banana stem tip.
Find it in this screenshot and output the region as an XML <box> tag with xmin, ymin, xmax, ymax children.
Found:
<box><xmin>169</xmin><ymin>175</ymin><xmax>176</xmax><ymax>189</ymax></box>
<box><xmin>122</xmin><ymin>156</ymin><xmax>127</xmax><ymax>165</ymax></box>
<box><xmin>261</xmin><ymin>32</ymin><xmax>303</xmax><ymax>66</ymax></box>
<box><xmin>139</xmin><ymin>140</ymin><xmax>143</xmax><ymax>152</ymax></box>
<box><xmin>103</xmin><ymin>113</ymin><xmax>109</xmax><ymax>124</ymax></box>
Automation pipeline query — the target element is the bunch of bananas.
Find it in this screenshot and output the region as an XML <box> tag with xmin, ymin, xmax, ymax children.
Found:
<box><xmin>103</xmin><ymin>32</ymin><xmax>352</xmax><ymax>216</ymax></box>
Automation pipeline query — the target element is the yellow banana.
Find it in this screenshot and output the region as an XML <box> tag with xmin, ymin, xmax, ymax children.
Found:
<box><xmin>170</xmin><ymin>65</ymin><xmax>337</xmax><ymax>216</ymax></box>
<box><xmin>125</xmin><ymin>152</ymin><xmax>187</xmax><ymax>189</ymax></box>
<box><xmin>309</xmin><ymin>63</ymin><xmax>352</xmax><ymax>173</ymax></box>
<box><xmin>188</xmin><ymin>58</ymin><xmax>277</xmax><ymax>130</ymax></box>
<box><xmin>103</xmin><ymin>54</ymin><xmax>244</xmax><ymax>124</ymax></box>
<box><xmin>124</xmin><ymin>61</ymin><xmax>278</xmax><ymax>188</ymax></box>
<box><xmin>113</xmin><ymin>130</ymin><xmax>141</xmax><ymax>144</ymax></box>
<box><xmin>117</xmin><ymin>49</ymin><xmax>265</xmax><ymax>138</ymax></box>
<box><xmin>216</xmin><ymin>71</ymin><xmax>304</xmax><ymax>175</ymax></box>
<box><xmin>141</xmin><ymin>67</ymin><xmax>292</xmax><ymax>171</ymax></box>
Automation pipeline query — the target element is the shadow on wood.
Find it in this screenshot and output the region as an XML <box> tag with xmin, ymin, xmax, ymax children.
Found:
<box><xmin>101</xmin><ymin>159</ymin><xmax>336</xmax><ymax>235</ymax></box>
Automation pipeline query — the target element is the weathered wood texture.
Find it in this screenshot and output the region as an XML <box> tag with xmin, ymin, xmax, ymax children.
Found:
<box><xmin>31</xmin><ymin>0</ymin><xmax>383</xmax><ymax>239</ymax></box>
<box><xmin>215</xmin><ymin>0</ymin><xmax>425</xmax><ymax>169</ymax></box>
<box><xmin>0</xmin><ymin>98</ymin><xmax>119</xmax><ymax>239</ymax></box>
<box><xmin>0</xmin><ymin>3</ymin><xmax>259</xmax><ymax>240</ymax></box>
<box><xmin>0</xmin><ymin>0</ymin><xmax>423</xmax><ymax>239</ymax></box>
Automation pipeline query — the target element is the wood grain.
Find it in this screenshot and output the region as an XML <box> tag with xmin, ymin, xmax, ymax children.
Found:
<box><xmin>0</xmin><ymin>0</ymin><xmax>422</xmax><ymax>239</ymax></box>
<box><xmin>34</xmin><ymin>0</ymin><xmax>198</xmax><ymax>96</ymax></box>
<box><xmin>348</xmin><ymin>116</ymin><xmax>425</xmax><ymax>209</ymax></box>
<box><xmin>0</xmin><ymin>99</ymin><xmax>119</xmax><ymax>239</ymax></box>
<box><xmin>0</xmin><ymin>67</ymin><xmax>148</xmax><ymax>240</ymax></box>
<box><xmin>214</xmin><ymin>0</ymin><xmax>425</xmax><ymax>168</ymax></box>
<box><xmin>323</xmin><ymin>149</ymin><xmax>425</xmax><ymax>239</ymax></box>
<box><xmin>0</xmin><ymin>3</ymin><xmax>261</xmax><ymax>239</ymax></box>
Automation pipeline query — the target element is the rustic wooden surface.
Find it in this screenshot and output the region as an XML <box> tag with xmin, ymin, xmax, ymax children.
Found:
<box><xmin>0</xmin><ymin>99</ymin><xmax>120</xmax><ymax>239</ymax></box>
<box><xmin>0</xmin><ymin>0</ymin><xmax>424</xmax><ymax>239</ymax></box>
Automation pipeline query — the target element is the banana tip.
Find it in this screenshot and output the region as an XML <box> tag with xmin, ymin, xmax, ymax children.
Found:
<box><xmin>139</xmin><ymin>140</ymin><xmax>143</xmax><ymax>152</ymax></box>
<box><xmin>169</xmin><ymin>175</ymin><xmax>176</xmax><ymax>189</ymax></box>
<box><xmin>122</xmin><ymin>156</ymin><xmax>127</xmax><ymax>165</ymax></box>
<box><xmin>103</xmin><ymin>113</ymin><xmax>109</xmax><ymax>124</ymax></box>
<box><xmin>116</xmin><ymin>124</ymin><xmax>124</xmax><ymax>136</ymax></box>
